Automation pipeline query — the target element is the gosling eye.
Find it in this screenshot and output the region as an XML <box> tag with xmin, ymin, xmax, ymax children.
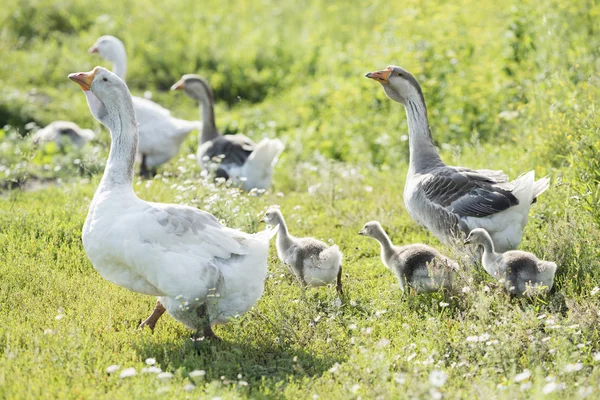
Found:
<box><xmin>102</xmin><ymin>77</ymin><xmax>108</xmax><ymax>82</ymax></box>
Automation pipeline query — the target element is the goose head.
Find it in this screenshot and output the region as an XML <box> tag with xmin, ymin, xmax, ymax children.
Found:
<box><xmin>262</xmin><ymin>206</ymin><xmax>283</xmax><ymax>226</ymax></box>
<box><xmin>365</xmin><ymin>66</ymin><xmax>423</xmax><ymax>105</ymax></box>
<box><xmin>358</xmin><ymin>221</ymin><xmax>384</xmax><ymax>238</ymax></box>
<box><xmin>171</xmin><ymin>74</ymin><xmax>214</xmax><ymax>104</ymax></box>
<box><xmin>68</xmin><ymin>67</ymin><xmax>135</xmax><ymax>132</ymax></box>
<box><xmin>89</xmin><ymin>36</ymin><xmax>126</xmax><ymax>64</ymax></box>
<box><xmin>464</xmin><ymin>228</ymin><xmax>493</xmax><ymax>246</ymax></box>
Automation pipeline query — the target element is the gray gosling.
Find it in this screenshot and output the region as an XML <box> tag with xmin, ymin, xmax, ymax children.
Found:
<box><xmin>359</xmin><ymin>221</ymin><xmax>458</xmax><ymax>293</ymax></box>
<box><xmin>465</xmin><ymin>228</ymin><xmax>557</xmax><ymax>297</ymax></box>
<box><xmin>262</xmin><ymin>207</ymin><xmax>343</xmax><ymax>295</ymax></box>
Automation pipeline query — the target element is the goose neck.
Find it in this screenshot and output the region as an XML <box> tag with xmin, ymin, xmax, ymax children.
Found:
<box><xmin>199</xmin><ymin>97</ymin><xmax>219</xmax><ymax>143</ymax></box>
<box><xmin>110</xmin><ymin>50</ymin><xmax>127</xmax><ymax>81</ymax></box>
<box><xmin>373</xmin><ymin>229</ymin><xmax>394</xmax><ymax>260</ymax></box>
<box><xmin>405</xmin><ymin>96</ymin><xmax>443</xmax><ymax>172</ymax></box>
<box><xmin>97</xmin><ymin>113</ymin><xmax>138</xmax><ymax>193</ymax></box>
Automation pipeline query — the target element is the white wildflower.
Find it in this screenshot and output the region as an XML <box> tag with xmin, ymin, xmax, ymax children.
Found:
<box><xmin>466</xmin><ymin>336</ymin><xmax>479</xmax><ymax>343</ymax></box>
<box><xmin>429</xmin><ymin>370</ymin><xmax>447</xmax><ymax>387</ymax></box>
<box><xmin>145</xmin><ymin>358</ymin><xmax>156</xmax><ymax>365</ymax></box>
<box><xmin>394</xmin><ymin>373</ymin><xmax>405</xmax><ymax>385</ymax></box>
<box><xmin>591</xmin><ymin>287</ymin><xmax>600</xmax><ymax>296</ymax></box>
<box><xmin>349</xmin><ymin>324</ymin><xmax>357</xmax><ymax>330</ymax></box>
<box><xmin>157</xmin><ymin>372</ymin><xmax>174</xmax><ymax>380</ymax></box>
<box><xmin>351</xmin><ymin>384</ymin><xmax>360</xmax><ymax>393</ymax></box>
<box><xmin>461</xmin><ymin>286</ymin><xmax>471</xmax><ymax>293</ymax></box>
<box><xmin>407</xmin><ymin>352</ymin><xmax>417</xmax><ymax>362</ymax></box>
<box><xmin>578</xmin><ymin>386</ymin><xmax>593</xmax><ymax>398</ymax></box>
<box><xmin>183</xmin><ymin>383</ymin><xmax>195</xmax><ymax>392</ymax></box>
<box><xmin>333</xmin><ymin>298</ymin><xmax>342</xmax><ymax>308</ymax></box>
<box><xmin>106</xmin><ymin>365</ymin><xmax>120</xmax><ymax>374</ymax></box>
<box><xmin>142</xmin><ymin>367</ymin><xmax>162</xmax><ymax>374</ymax></box>
<box><xmin>564</xmin><ymin>363</ymin><xmax>583</xmax><ymax>373</ymax></box>
<box><xmin>593</xmin><ymin>352</ymin><xmax>600</xmax><ymax>362</ymax></box>
<box><xmin>119</xmin><ymin>368</ymin><xmax>137</xmax><ymax>378</ymax></box>
<box><xmin>365</xmin><ymin>186</ymin><xmax>373</xmax><ymax>193</ymax></box>
<box><xmin>543</xmin><ymin>382</ymin><xmax>565</xmax><ymax>394</ymax></box>
<box><xmin>514</xmin><ymin>369</ymin><xmax>531</xmax><ymax>382</ymax></box>
<box><xmin>520</xmin><ymin>382</ymin><xmax>532</xmax><ymax>391</ymax></box>
<box><xmin>329</xmin><ymin>363</ymin><xmax>340</xmax><ymax>373</ymax></box>
<box><xmin>439</xmin><ymin>301</ymin><xmax>449</xmax><ymax>308</ymax></box>
<box><xmin>238</xmin><ymin>381</ymin><xmax>249</xmax><ymax>386</ymax></box>
<box><xmin>430</xmin><ymin>388</ymin><xmax>442</xmax><ymax>400</ymax></box>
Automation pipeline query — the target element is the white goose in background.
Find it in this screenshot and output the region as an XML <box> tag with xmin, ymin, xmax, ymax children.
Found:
<box><xmin>262</xmin><ymin>207</ymin><xmax>343</xmax><ymax>295</ymax></box>
<box><xmin>31</xmin><ymin>121</ymin><xmax>95</xmax><ymax>149</ymax></box>
<box><xmin>365</xmin><ymin>66</ymin><xmax>549</xmax><ymax>252</ymax></box>
<box><xmin>359</xmin><ymin>221</ymin><xmax>458</xmax><ymax>293</ymax></box>
<box><xmin>89</xmin><ymin>35</ymin><xmax>201</xmax><ymax>177</ymax></box>
<box><xmin>69</xmin><ymin>66</ymin><xmax>276</xmax><ymax>340</ymax></box>
<box><xmin>171</xmin><ymin>74</ymin><xmax>284</xmax><ymax>191</ymax></box>
<box><xmin>465</xmin><ymin>228</ymin><xmax>557</xmax><ymax>297</ymax></box>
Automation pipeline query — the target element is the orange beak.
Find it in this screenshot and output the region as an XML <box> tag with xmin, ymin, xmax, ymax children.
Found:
<box><xmin>68</xmin><ymin>67</ymin><xmax>99</xmax><ymax>91</ymax></box>
<box><xmin>88</xmin><ymin>44</ymin><xmax>99</xmax><ymax>54</ymax></box>
<box><xmin>170</xmin><ymin>78</ymin><xmax>185</xmax><ymax>91</ymax></box>
<box><xmin>365</xmin><ymin>66</ymin><xmax>393</xmax><ymax>83</ymax></box>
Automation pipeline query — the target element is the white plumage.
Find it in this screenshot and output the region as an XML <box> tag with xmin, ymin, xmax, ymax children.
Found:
<box><xmin>31</xmin><ymin>121</ymin><xmax>95</xmax><ymax>149</ymax></box>
<box><xmin>263</xmin><ymin>207</ymin><xmax>343</xmax><ymax>294</ymax></box>
<box><xmin>89</xmin><ymin>35</ymin><xmax>201</xmax><ymax>176</ymax></box>
<box><xmin>70</xmin><ymin>66</ymin><xmax>275</xmax><ymax>340</ymax></box>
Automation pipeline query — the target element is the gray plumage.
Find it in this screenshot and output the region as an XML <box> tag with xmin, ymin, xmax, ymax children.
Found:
<box><xmin>465</xmin><ymin>228</ymin><xmax>557</xmax><ymax>297</ymax></box>
<box><xmin>172</xmin><ymin>74</ymin><xmax>284</xmax><ymax>190</ymax></box>
<box><xmin>365</xmin><ymin>66</ymin><xmax>549</xmax><ymax>252</ymax></box>
<box><xmin>263</xmin><ymin>207</ymin><xmax>343</xmax><ymax>294</ymax></box>
<box><xmin>31</xmin><ymin>121</ymin><xmax>95</xmax><ymax>149</ymax></box>
<box><xmin>359</xmin><ymin>221</ymin><xmax>458</xmax><ymax>293</ymax></box>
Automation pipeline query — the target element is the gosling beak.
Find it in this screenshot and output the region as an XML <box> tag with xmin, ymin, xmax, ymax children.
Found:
<box><xmin>358</xmin><ymin>229</ymin><xmax>365</xmax><ymax>236</ymax></box>
<box><xmin>88</xmin><ymin>45</ymin><xmax>99</xmax><ymax>54</ymax></box>
<box><xmin>68</xmin><ymin>67</ymin><xmax>99</xmax><ymax>91</ymax></box>
<box><xmin>365</xmin><ymin>66</ymin><xmax>393</xmax><ymax>83</ymax></box>
<box><xmin>464</xmin><ymin>238</ymin><xmax>472</xmax><ymax>245</ymax></box>
<box><xmin>170</xmin><ymin>79</ymin><xmax>185</xmax><ymax>91</ymax></box>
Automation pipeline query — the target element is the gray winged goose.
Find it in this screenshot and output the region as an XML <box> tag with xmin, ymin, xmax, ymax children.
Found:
<box><xmin>365</xmin><ymin>66</ymin><xmax>549</xmax><ymax>252</ymax></box>
<box><xmin>262</xmin><ymin>206</ymin><xmax>343</xmax><ymax>294</ymax></box>
<box><xmin>171</xmin><ymin>75</ymin><xmax>284</xmax><ymax>191</ymax></box>
<box><xmin>359</xmin><ymin>221</ymin><xmax>458</xmax><ymax>293</ymax></box>
<box><xmin>89</xmin><ymin>35</ymin><xmax>201</xmax><ymax>177</ymax></box>
<box><xmin>465</xmin><ymin>228</ymin><xmax>557</xmax><ymax>297</ymax></box>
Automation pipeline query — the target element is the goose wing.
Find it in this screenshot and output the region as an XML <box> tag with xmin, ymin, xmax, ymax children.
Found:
<box><xmin>203</xmin><ymin>135</ymin><xmax>255</xmax><ymax>167</ymax></box>
<box><xmin>420</xmin><ymin>166</ymin><xmax>519</xmax><ymax>218</ymax></box>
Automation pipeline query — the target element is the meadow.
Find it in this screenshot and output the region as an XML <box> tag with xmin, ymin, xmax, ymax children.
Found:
<box><xmin>1</xmin><ymin>0</ymin><xmax>600</xmax><ymax>398</ymax></box>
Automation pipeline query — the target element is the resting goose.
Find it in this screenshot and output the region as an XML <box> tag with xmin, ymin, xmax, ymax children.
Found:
<box><xmin>31</xmin><ymin>121</ymin><xmax>95</xmax><ymax>149</ymax></box>
<box><xmin>365</xmin><ymin>66</ymin><xmax>549</xmax><ymax>252</ymax></box>
<box><xmin>359</xmin><ymin>221</ymin><xmax>458</xmax><ymax>293</ymax></box>
<box><xmin>89</xmin><ymin>35</ymin><xmax>201</xmax><ymax>177</ymax></box>
<box><xmin>69</xmin><ymin>66</ymin><xmax>276</xmax><ymax>340</ymax></box>
<box><xmin>171</xmin><ymin>75</ymin><xmax>284</xmax><ymax>191</ymax></box>
<box><xmin>465</xmin><ymin>228</ymin><xmax>557</xmax><ymax>297</ymax></box>
<box><xmin>262</xmin><ymin>207</ymin><xmax>343</xmax><ymax>295</ymax></box>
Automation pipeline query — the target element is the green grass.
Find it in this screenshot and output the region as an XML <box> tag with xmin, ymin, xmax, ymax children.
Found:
<box><xmin>1</xmin><ymin>0</ymin><xmax>600</xmax><ymax>398</ymax></box>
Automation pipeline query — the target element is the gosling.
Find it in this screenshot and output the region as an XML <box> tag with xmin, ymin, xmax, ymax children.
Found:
<box><xmin>262</xmin><ymin>207</ymin><xmax>343</xmax><ymax>295</ymax></box>
<box><xmin>465</xmin><ymin>228</ymin><xmax>557</xmax><ymax>297</ymax></box>
<box><xmin>359</xmin><ymin>221</ymin><xmax>458</xmax><ymax>293</ymax></box>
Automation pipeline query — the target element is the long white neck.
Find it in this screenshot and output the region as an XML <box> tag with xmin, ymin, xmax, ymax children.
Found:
<box><xmin>109</xmin><ymin>48</ymin><xmax>127</xmax><ymax>81</ymax></box>
<box><xmin>97</xmin><ymin>106</ymin><xmax>138</xmax><ymax>194</ymax></box>
<box><xmin>404</xmin><ymin>93</ymin><xmax>443</xmax><ymax>173</ymax></box>
<box><xmin>198</xmin><ymin>97</ymin><xmax>219</xmax><ymax>143</ymax></box>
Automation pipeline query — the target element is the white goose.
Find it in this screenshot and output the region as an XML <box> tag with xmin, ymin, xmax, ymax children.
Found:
<box><xmin>69</xmin><ymin>66</ymin><xmax>276</xmax><ymax>340</ymax></box>
<box><xmin>171</xmin><ymin>74</ymin><xmax>284</xmax><ymax>191</ymax></box>
<box><xmin>89</xmin><ymin>36</ymin><xmax>201</xmax><ymax>177</ymax></box>
<box><xmin>31</xmin><ymin>121</ymin><xmax>95</xmax><ymax>149</ymax></box>
<box><xmin>365</xmin><ymin>66</ymin><xmax>549</xmax><ymax>252</ymax></box>
<box><xmin>465</xmin><ymin>228</ymin><xmax>557</xmax><ymax>297</ymax></box>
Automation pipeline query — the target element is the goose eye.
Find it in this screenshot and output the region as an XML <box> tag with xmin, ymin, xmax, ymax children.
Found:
<box><xmin>102</xmin><ymin>77</ymin><xmax>108</xmax><ymax>82</ymax></box>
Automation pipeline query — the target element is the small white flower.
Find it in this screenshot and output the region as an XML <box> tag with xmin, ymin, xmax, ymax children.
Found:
<box><xmin>119</xmin><ymin>368</ymin><xmax>137</xmax><ymax>378</ymax></box>
<box><xmin>429</xmin><ymin>370</ymin><xmax>447</xmax><ymax>387</ymax></box>
<box><xmin>478</xmin><ymin>333</ymin><xmax>490</xmax><ymax>342</ymax></box>
<box><xmin>43</xmin><ymin>329</ymin><xmax>56</xmax><ymax>335</ymax></box>
<box><xmin>564</xmin><ymin>363</ymin><xmax>583</xmax><ymax>373</ymax></box>
<box><xmin>157</xmin><ymin>372</ymin><xmax>174</xmax><ymax>380</ymax></box>
<box><xmin>578</xmin><ymin>386</ymin><xmax>593</xmax><ymax>398</ymax></box>
<box><xmin>145</xmin><ymin>358</ymin><xmax>156</xmax><ymax>365</ymax></box>
<box><xmin>183</xmin><ymin>383</ymin><xmax>196</xmax><ymax>392</ymax></box>
<box><xmin>189</xmin><ymin>370</ymin><xmax>206</xmax><ymax>378</ymax></box>
<box><xmin>439</xmin><ymin>301</ymin><xmax>449</xmax><ymax>308</ymax></box>
<box><xmin>55</xmin><ymin>314</ymin><xmax>65</xmax><ymax>320</ymax></box>
<box><xmin>430</xmin><ymin>388</ymin><xmax>442</xmax><ymax>400</ymax></box>
<box><xmin>351</xmin><ymin>384</ymin><xmax>360</xmax><ymax>393</ymax></box>
<box><xmin>483</xmin><ymin>286</ymin><xmax>490</xmax><ymax>293</ymax></box>
<box><xmin>591</xmin><ymin>287</ymin><xmax>600</xmax><ymax>296</ymax></box>
<box><xmin>593</xmin><ymin>352</ymin><xmax>600</xmax><ymax>362</ymax></box>
<box><xmin>364</xmin><ymin>186</ymin><xmax>373</xmax><ymax>193</ymax></box>
<box><xmin>329</xmin><ymin>363</ymin><xmax>340</xmax><ymax>373</ymax></box>
<box><xmin>466</xmin><ymin>336</ymin><xmax>478</xmax><ymax>343</ymax></box>
<box><xmin>106</xmin><ymin>365</ymin><xmax>120</xmax><ymax>374</ymax></box>
<box><xmin>349</xmin><ymin>324</ymin><xmax>357</xmax><ymax>330</ymax></box>
<box><xmin>238</xmin><ymin>381</ymin><xmax>249</xmax><ymax>386</ymax></box>
<box><xmin>543</xmin><ymin>382</ymin><xmax>565</xmax><ymax>394</ymax></box>
<box><xmin>514</xmin><ymin>369</ymin><xmax>531</xmax><ymax>382</ymax></box>
<box><xmin>407</xmin><ymin>352</ymin><xmax>417</xmax><ymax>362</ymax></box>
<box><xmin>520</xmin><ymin>382</ymin><xmax>532</xmax><ymax>391</ymax></box>
<box><xmin>461</xmin><ymin>286</ymin><xmax>471</xmax><ymax>293</ymax></box>
<box><xmin>394</xmin><ymin>373</ymin><xmax>405</xmax><ymax>385</ymax></box>
<box><xmin>333</xmin><ymin>298</ymin><xmax>342</xmax><ymax>308</ymax></box>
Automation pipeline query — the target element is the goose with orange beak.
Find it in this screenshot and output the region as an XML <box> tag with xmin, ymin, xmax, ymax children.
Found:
<box><xmin>365</xmin><ymin>66</ymin><xmax>549</xmax><ymax>252</ymax></box>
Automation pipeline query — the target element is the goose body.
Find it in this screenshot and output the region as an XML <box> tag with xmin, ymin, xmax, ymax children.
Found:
<box><xmin>70</xmin><ymin>66</ymin><xmax>275</xmax><ymax>339</ymax></box>
<box><xmin>172</xmin><ymin>75</ymin><xmax>284</xmax><ymax>191</ymax></box>
<box><xmin>263</xmin><ymin>207</ymin><xmax>343</xmax><ymax>294</ymax></box>
<box><xmin>89</xmin><ymin>36</ymin><xmax>201</xmax><ymax>176</ymax></box>
<box><xmin>366</xmin><ymin>66</ymin><xmax>549</xmax><ymax>252</ymax></box>
<box><xmin>359</xmin><ymin>221</ymin><xmax>458</xmax><ymax>293</ymax></box>
<box><xmin>466</xmin><ymin>228</ymin><xmax>557</xmax><ymax>297</ymax></box>
<box><xmin>31</xmin><ymin>121</ymin><xmax>95</xmax><ymax>149</ymax></box>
